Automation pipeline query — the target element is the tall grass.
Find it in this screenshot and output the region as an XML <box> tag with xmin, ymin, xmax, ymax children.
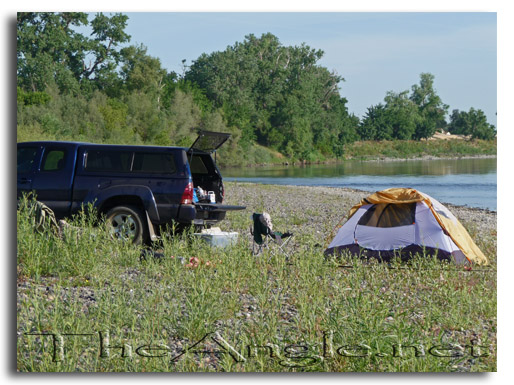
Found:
<box><xmin>17</xmin><ymin>195</ymin><xmax>496</xmax><ymax>372</ymax></box>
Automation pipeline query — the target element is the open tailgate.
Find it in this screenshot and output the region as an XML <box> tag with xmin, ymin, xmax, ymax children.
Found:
<box><xmin>194</xmin><ymin>203</ymin><xmax>246</xmax><ymax>212</ymax></box>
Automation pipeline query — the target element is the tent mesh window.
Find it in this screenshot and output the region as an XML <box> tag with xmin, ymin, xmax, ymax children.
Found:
<box><xmin>358</xmin><ymin>203</ymin><xmax>416</xmax><ymax>228</ymax></box>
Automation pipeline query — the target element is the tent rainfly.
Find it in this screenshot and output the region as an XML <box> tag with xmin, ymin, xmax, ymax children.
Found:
<box><xmin>324</xmin><ymin>188</ymin><xmax>488</xmax><ymax>265</ymax></box>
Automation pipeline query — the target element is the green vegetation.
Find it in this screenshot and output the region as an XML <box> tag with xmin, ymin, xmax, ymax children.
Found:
<box><xmin>17</xmin><ymin>13</ymin><xmax>496</xmax><ymax>167</ymax></box>
<box><xmin>17</xmin><ymin>189</ymin><xmax>497</xmax><ymax>372</ymax></box>
<box><xmin>447</xmin><ymin>108</ymin><xmax>497</xmax><ymax>140</ymax></box>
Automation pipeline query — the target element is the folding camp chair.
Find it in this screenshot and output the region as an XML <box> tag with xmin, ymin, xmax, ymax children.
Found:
<box><xmin>250</xmin><ymin>212</ymin><xmax>293</xmax><ymax>260</ymax></box>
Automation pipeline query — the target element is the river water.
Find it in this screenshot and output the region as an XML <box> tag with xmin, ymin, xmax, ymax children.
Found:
<box><xmin>222</xmin><ymin>157</ymin><xmax>497</xmax><ymax>211</ymax></box>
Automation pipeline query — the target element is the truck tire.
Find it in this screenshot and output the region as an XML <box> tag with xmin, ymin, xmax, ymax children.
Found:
<box><xmin>105</xmin><ymin>205</ymin><xmax>148</xmax><ymax>245</ymax></box>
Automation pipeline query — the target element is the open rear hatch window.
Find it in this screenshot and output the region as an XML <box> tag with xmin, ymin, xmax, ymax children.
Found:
<box><xmin>188</xmin><ymin>131</ymin><xmax>231</xmax><ymax>153</ymax></box>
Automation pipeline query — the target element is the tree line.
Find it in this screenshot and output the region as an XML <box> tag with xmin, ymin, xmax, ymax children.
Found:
<box><xmin>17</xmin><ymin>12</ymin><xmax>497</xmax><ymax>166</ymax></box>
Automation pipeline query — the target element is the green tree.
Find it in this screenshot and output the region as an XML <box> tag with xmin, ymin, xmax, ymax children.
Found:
<box><xmin>358</xmin><ymin>104</ymin><xmax>393</xmax><ymax>141</ymax></box>
<box><xmin>82</xmin><ymin>13</ymin><xmax>131</xmax><ymax>88</ymax></box>
<box><xmin>167</xmin><ymin>89</ymin><xmax>202</xmax><ymax>146</ymax></box>
<box><xmin>124</xmin><ymin>92</ymin><xmax>163</xmax><ymax>143</ymax></box>
<box><xmin>447</xmin><ymin>109</ymin><xmax>467</xmax><ymax>135</ymax></box>
<box><xmin>118</xmin><ymin>44</ymin><xmax>168</xmax><ymax>101</ymax></box>
<box><xmin>17</xmin><ymin>87</ymin><xmax>51</xmax><ymax>107</ymax></box>
<box><xmin>162</xmin><ymin>79</ymin><xmax>212</xmax><ymax>115</ymax></box>
<box><xmin>448</xmin><ymin>108</ymin><xmax>496</xmax><ymax>140</ymax></box>
<box><xmin>410</xmin><ymin>73</ymin><xmax>448</xmax><ymax>139</ymax></box>
<box><xmin>17</xmin><ymin>12</ymin><xmax>87</xmax><ymax>93</ymax></box>
<box><xmin>384</xmin><ymin>90</ymin><xmax>420</xmax><ymax>140</ymax></box>
<box><xmin>185</xmin><ymin>33</ymin><xmax>350</xmax><ymax>159</ymax></box>
<box><xmin>99</xmin><ymin>98</ymin><xmax>130</xmax><ymax>142</ymax></box>
<box><xmin>17</xmin><ymin>12</ymin><xmax>130</xmax><ymax>94</ymax></box>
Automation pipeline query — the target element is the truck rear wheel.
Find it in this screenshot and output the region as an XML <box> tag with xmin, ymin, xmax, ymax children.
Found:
<box><xmin>105</xmin><ymin>205</ymin><xmax>148</xmax><ymax>245</ymax></box>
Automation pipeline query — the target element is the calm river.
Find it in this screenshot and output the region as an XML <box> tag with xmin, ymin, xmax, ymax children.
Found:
<box><xmin>222</xmin><ymin>157</ymin><xmax>497</xmax><ymax>211</ymax></box>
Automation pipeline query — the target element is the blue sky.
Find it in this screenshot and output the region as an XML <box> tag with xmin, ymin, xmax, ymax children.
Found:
<box><xmin>121</xmin><ymin>12</ymin><xmax>497</xmax><ymax>126</ymax></box>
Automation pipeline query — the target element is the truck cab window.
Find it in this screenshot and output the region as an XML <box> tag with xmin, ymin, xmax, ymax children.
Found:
<box><xmin>42</xmin><ymin>149</ymin><xmax>66</xmax><ymax>171</ymax></box>
<box><xmin>17</xmin><ymin>147</ymin><xmax>38</xmax><ymax>173</ymax></box>
<box><xmin>85</xmin><ymin>150</ymin><xmax>132</xmax><ymax>172</ymax></box>
<box><xmin>132</xmin><ymin>153</ymin><xmax>177</xmax><ymax>174</ymax></box>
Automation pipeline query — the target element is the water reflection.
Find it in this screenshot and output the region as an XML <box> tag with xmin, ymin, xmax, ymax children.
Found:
<box><xmin>222</xmin><ymin>157</ymin><xmax>497</xmax><ymax>178</ymax></box>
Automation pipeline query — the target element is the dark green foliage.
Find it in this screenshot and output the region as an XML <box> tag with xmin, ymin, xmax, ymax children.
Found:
<box><xmin>356</xmin><ymin>73</ymin><xmax>492</xmax><ymax>142</ymax></box>
<box><xmin>410</xmin><ymin>73</ymin><xmax>449</xmax><ymax>140</ymax></box>
<box><xmin>17</xmin><ymin>12</ymin><xmax>130</xmax><ymax>94</ymax></box>
<box><xmin>17</xmin><ymin>87</ymin><xmax>51</xmax><ymax>107</ymax></box>
<box><xmin>185</xmin><ymin>33</ymin><xmax>352</xmax><ymax>161</ymax></box>
<box><xmin>358</xmin><ymin>104</ymin><xmax>393</xmax><ymax>141</ymax></box>
<box><xmin>448</xmin><ymin>108</ymin><xmax>497</xmax><ymax>140</ymax></box>
<box><xmin>384</xmin><ymin>90</ymin><xmax>419</xmax><ymax>140</ymax></box>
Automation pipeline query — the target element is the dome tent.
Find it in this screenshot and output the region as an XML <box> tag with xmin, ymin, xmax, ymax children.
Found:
<box><xmin>324</xmin><ymin>188</ymin><xmax>488</xmax><ymax>265</ymax></box>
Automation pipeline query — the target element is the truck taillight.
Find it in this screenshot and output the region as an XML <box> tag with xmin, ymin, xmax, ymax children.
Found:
<box><xmin>181</xmin><ymin>181</ymin><xmax>194</xmax><ymax>204</ymax></box>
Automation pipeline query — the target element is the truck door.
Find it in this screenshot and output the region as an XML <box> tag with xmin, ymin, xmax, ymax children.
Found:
<box><xmin>30</xmin><ymin>145</ymin><xmax>76</xmax><ymax>218</ymax></box>
<box><xmin>17</xmin><ymin>144</ymin><xmax>42</xmax><ymax>198</ymax></box>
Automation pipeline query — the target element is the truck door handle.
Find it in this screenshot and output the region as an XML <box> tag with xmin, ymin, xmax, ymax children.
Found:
<box><xmin>18</xmin><ymin>178</ymin><xmax>32</xmax><ymax>184</ymax></box>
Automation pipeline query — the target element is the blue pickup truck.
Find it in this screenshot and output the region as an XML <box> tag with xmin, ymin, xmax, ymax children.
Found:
<box><xmin>17</xmin><ymin>131</ymin><xmax>244</xmax><ymax>244</ymax></box>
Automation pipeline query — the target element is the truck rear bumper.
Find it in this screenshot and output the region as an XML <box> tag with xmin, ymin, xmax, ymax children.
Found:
<box><xmin>176</xmin><ymin>204</ymin><xmax>196</xmax><ymax>223</ymax></box>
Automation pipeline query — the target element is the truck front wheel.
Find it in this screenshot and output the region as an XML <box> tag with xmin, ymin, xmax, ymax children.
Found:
<box><xmin>105</xmin><ymin>205</ymin><xmax>148</xmax><ymax>245</ymax></box>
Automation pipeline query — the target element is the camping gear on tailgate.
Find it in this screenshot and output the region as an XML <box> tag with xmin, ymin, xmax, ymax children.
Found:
<box><xmin>324</xmin><ymin>188</ymin><xmax>488</xmax><ymax>265</ymax></box>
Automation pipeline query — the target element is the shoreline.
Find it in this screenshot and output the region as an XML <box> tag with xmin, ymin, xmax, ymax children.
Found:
<box><xmin>227</xmin><ymin>182</ymin><xmax>497</xmax><ymax>213</ymax></box>
<box><xmin>223</xmin><ymin>177</ymin><xmax>496</xmax><ymax>213</ymax></box>
<box><xmin>349</xmin><ymin>154</ymin><xmax>497</xmax><ymax>163</ymax></box>
<box><xmin>223</xmin><ymin>154</ymin><xmax>497</xmax><ymax>168</ymax></box>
